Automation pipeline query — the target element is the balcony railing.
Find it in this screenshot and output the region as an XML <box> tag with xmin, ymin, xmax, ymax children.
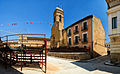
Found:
<box><xmin>67</xmin><ymin>33</ymin><xmax>71</xmax><ymax>36</ymax></box>
<box><xmin>74</xmin><ymin>42</ymin><xmax>79</xmax><ymax>45</ymax></box>
<box><xmin>82</xmin><ymin>39</ymin><xmax>88</xmax><ymax>43</ymax></box>
<box><xmin>68</xmin><ymin>42</ymin><xmax>71</xmax><ymax>46</ymax></box>
<box><xmin>81</xmin><ymin>27</ymin><xmax>88</xmax><ymax>31</ymax></box>
<box><xmin>74</xmin><ymin>30</ymin><xmax>79</xmax><ymax>34</ymax></box>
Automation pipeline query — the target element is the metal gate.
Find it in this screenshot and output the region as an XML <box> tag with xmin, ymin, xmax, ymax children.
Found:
<box><xmin>0</xmin><ymin>34</ymin><xmax>47</xmax><ymax>73</ymax></box>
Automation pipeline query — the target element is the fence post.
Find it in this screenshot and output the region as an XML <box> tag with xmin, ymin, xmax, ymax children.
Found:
<box><xmin>45</xmin><ymin>40</ymin><xmax>47</xmax><ymax>73</ymax></box>
<box><xmin>10</xmin><ymin>51</ymin><xmax>11</xmax><ymax>66</ymax></box>
<box><xmin>30</xmin><ymin>55</ymin><xmax>32</xmax><ymax>63</ymax></box>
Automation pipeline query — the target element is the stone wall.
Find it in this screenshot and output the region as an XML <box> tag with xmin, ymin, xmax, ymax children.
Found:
<box><xmin>93</xmin><ymin>16</ymin><xmax>107</xmax><ymax>57</ymax></box>
<box><xmin>48</xmin><ymin>52</ymin><xmax>90</xmax><ymax>60</ymax></box>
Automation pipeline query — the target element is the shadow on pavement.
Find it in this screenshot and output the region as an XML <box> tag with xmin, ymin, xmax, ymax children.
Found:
<box><xmin>0</xmin><ymin>61</ymin><xmax>23</xmax><ymax>74</ymax></box>
<box><xmin>71</xmin><ymin>55</ymin><xmax>120</xmax><ymax>74</ymax></box>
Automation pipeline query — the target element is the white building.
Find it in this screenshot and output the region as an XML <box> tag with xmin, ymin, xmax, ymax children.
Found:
<box><xmin>106</xmin><ymin>0</ymin><xmax>120</xmax><ymax>64</ymax></box>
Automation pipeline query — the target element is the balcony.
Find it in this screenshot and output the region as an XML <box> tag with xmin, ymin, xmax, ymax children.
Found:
<box><xmin>68</xmin><ymin>42</ymin><xmax>71</xmax><ymax>47</ymax></box>
<box><xmin>74</xmin><ymin>30</ymin><xmax>79</xmax><ymax>34</ymax></box>
<box><xmin>82</xmin><ymin>39</ymin><xmax>88</xmax><ymax>43</ymax></box>
<box><xmin>74</xmin><ymin>42</ymin><xmax>79</xmax><ymax>45</ymax></box>
<box><xmin>81</xmin><ymin>27</ymin><xmax>88</xmax><ymax>31</ymax></box>
<box><xmin>67</xmin><ymin>33</ymin><xmax>71</xmax><ymax>36</ymax></box>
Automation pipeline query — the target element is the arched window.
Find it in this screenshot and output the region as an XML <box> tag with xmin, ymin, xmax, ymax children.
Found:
<box><xmin>59</xmin><ymin>15</ymin><xmax>62</xmax><ymax>22</ymax></box>
<box><xmin>54</xmin><ymin>16</ymin><xmax>56</xmax><ymax>23</ymax></box>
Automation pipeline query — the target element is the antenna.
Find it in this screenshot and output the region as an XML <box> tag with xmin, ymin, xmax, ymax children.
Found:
<box><xmin>62</xmin><ymin>5</ymin><xmax>63</xmax><ymax>10</ymax></box>
<box><xmin>57</xmin><ymin>5</ymin><xmax>59</xmax><ymax>8</ymax></box>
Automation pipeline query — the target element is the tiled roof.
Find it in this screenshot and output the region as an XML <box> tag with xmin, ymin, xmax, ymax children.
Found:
<box><xmin>64</xmin><ymin>15</ymin><xmax>93</xmax><ymax>30</ymax></box>
<box><xmin>105</xmin><ymin>43</ymin><xmax>110</xmax><ymax>45</ymax></box>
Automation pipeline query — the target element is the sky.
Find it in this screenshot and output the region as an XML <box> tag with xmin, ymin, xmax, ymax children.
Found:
<box><xmin>0</xmin><ymin>0</ymin><xmax>110</xmax><ymax>42</ymax></box>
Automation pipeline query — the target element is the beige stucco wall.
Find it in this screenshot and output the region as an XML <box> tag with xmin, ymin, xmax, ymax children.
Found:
<box><xmin>93</xmin><ymin>16</ymin><xmax>107</xmax><ymax>57</ymax></box>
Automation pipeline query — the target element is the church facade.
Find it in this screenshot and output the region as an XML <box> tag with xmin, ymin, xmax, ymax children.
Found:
<box><xmin>51</xmin><ymin>7</ymin><xmax>107</xmax><ymax>57</ymax></box>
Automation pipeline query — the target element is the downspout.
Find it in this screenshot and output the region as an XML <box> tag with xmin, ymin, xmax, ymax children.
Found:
<box><xmin>91</xmin><ymin>16</ymin><xmax>94</xmax><ymax>58</ymax></box>
<box><xmin>65</xmin><ymin>30</ymin><xmax>67</xmax><ymax>46</ymax></box>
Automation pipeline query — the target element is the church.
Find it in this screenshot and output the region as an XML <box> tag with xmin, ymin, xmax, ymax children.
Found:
<box><xmin>51</xmin><ymin>7</ymin><xmax>107</xmax><ymax>57</ymax></box>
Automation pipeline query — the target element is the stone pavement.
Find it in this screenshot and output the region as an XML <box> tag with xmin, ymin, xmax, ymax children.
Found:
<box><xmin>0</xmin><ymin>56</ymin><xmax>120</xmax><ymax>74</ymax></box>
<box><xmin>46</xmin><ymin>56</ymin><xmax>120</xmax><ymax>74</ymax></box>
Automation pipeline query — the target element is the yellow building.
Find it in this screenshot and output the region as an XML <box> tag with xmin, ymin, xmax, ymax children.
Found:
<box><xmin>51</xmin><ymin>7</ymin><xmax>107</xmax><ymax>57</ymax></box>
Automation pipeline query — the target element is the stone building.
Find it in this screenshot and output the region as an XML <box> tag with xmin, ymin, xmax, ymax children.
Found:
<box><xmin>51</xmin><ymin>7</ymin><xmax>107</xmax><ymax>57</ymax></box>
<box><xmin>9</xmin><ymin>36</ymin><xmax>50</xmax><ymax>49</ymax></box>
<box><xmin>106</xmin><ymin>0</ymin><xmax>120</xmax><ymax>64</ymax></box>
<box><xmin>51</xmin><ymin>7</ymin><xmax>64</xmax><ymax>48</ymax></box>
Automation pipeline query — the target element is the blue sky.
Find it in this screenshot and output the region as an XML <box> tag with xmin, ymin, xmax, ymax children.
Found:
<box><xmin>0</xmin><ymin>0</ymin><xmax>109</xmax><ymax>42</ymax></box>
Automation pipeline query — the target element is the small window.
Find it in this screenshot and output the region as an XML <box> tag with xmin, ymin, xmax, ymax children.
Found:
<box><xmin>59</xmin><ymin>15</ymin><xmax>62</xmax><ymax>22</ymax></box>
<box><xmin>75</xmin><ymin>25</ymin><xmax>78</xmax><ymax>32</ymax></box>
<box><xmin>83</xmin><ymin>33</ymin><xmax>87</xmax><ymax>42</ymax></box>
<box><xmin>112</xmin><ymin>17</ymin><xmax>117</xmax><ymax>29</ymax></box>
<box><xmin>68</xmin><ymin>38</ymin><xmax>71</xmax><ymax>45</ymax></box>
<box><xmin>68</xmin><ymin>29</ymin><xmax>71</xmax><ymax>35</ymax></box>
<box><xmin>75</xmin><ymin>36</ymin><xmax>79</xmax><ymax>44</ymax></box>
<box><xmin>54</xmin><ymin>16</ymin><xmax>56</xmax><ymax>23</ymax></box>
<box><xmin>83</xmin><ymin>46</ymin><xmax>87</xmax><ymax>48</ymax></box>
<box><xmin>83</xmin><ymin>22</ymin><xmax>87</xmax><ymax>30</ymax></box>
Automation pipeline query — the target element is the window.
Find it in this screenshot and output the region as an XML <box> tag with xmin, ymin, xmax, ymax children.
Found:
<box><xmin>83</xmin><ymin>45</ymin><xmax>87</xmax><ymax>48</ymax></box>
<box><xmin>75</xmin><ymin>25</ymin><xmax>78</xmax><ymax>33</ymax></box>
<box><xmin>105</xmin><ymin>45</ymin><xmax>106</xmax><ymax>47</ymax></box>
<box><xmin>54</xmin><ymin>16</ymin><xmax>56</xmax><ymax>23</ymax></box>
<box><xmin>112</xmin><ymin>17</ymin><xmax>117</xmax><ymax>29</ymax></box>
<box><xmin>83</xmin><ymin>22</ymin><xmax>87</xmax><ymax>30</ymax></box>
<box><xmin>83</xmin><ymin>33</ymin><xmax>87</xmax><ymax>42</ymax></box>
<box><xmin>75</xmin><ymin>36</ymin><xmax>79</xmax><ymax>44</ymax></box>
<box><xmin>59</xmin><ymin>15</ymin><xmax>62</xmax><ymax>22</ymax></box>
<box><xmin>68</xmin><ymin>38</ymin><xmax>71</xmax><ymax>45</ymax></box>
<box><xmin>68</xmin><ymin>29</ymin><xmax>71</xmax><ymax>35</ymax></box>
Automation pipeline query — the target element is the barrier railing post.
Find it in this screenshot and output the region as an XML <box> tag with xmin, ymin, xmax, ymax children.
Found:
<box><xmin>30</xmin><ymin>55</ymin><xmax>32</xmax><ymax>63</ymax></box>
<box><xmin>40</xmin><ymin>51</ymin><xmax>41</xmax><ymax>68</ymax></box>
<box><xmin>1</xmin><ymin>34</ymin><xmax>47</xmax><ymax>73</ymax></box>
<box><xmin>10</xmin><ymin>51</ymin><xmax>11</xmax><ymax>66</ymax></box>
<box><xmin>21</xmin><ymin>45</ymin><xmax>23</xmax><ymax>71</ymax></box>
<box><xmin>45</xmin><ymin>40</ymin><xmax>47</xmax><ymax>73</ymax></box>
<box><xmin>42</xmin><ymin>49</ymin><xmax>43</xmax><ymax>69</ymax></box>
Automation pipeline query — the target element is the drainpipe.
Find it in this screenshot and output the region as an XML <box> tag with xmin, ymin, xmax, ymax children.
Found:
<box><xmin>91</xmin><ymin>16</ymin><xmax>94</xmax><ymax>58</ymax></box>
<box><xmin>65</xmin><ymin>30</ymin><xmax>67</xmax><ymax>46</ymax></box>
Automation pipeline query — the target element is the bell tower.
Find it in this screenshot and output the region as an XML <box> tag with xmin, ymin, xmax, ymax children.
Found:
<box><xmin>51</xmin><ymin>7</ymin><xmax>64</xmax><ymax>48</ymax></box>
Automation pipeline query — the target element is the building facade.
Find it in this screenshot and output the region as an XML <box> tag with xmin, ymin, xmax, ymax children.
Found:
<box><xmin>51</xmin><ymin>7</ymin><xmax>107</xmax><ymax>57</ymax></box>
<box><xmin>51</xmin><ymin>7</ymin><xmax>64</xmax><ymax>48</ymax></box>
<box><xmin>106</xmin><ymin>0</ymin><xmax>120</xmax><ymax>64</ymax></box>
<box><xmin>9</xmin><ymin>36</ymin><xmax>51</xmax><ymax>49</ymax></box>
<box><xmin>105</xmin><ymin>43</ymin><xmax>110</xmax><ymax>48</ymax></box>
